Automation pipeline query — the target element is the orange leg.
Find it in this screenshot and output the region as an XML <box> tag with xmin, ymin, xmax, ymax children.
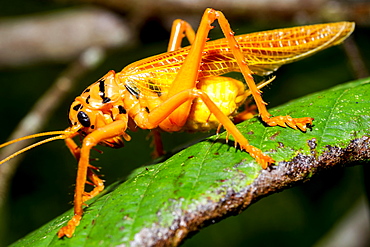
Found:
<box><xmin>168</xmin><ymin>19</ymin><xmax>196</xmax><ymax>51</ymax></box>
<box><xmin>213</xmin><ymin>11</ymin><xmax>313</xmax><ymax>131</ymax></box>
<box><xmin>148</xmin><ymin>19</ymin><xmax>197</xmax><ymax>157</ymax></box>
<box><xmin>65</xmin><ymin>136</ymin><xmax>105</xmax><ymax>202</ymax></box>
<box><xmin>166</xmin><ymin>9</ymin><xmax>219</xmax><ymax>127</ymax></box>
<box><xmin>234</xmin><ymin>77</ymin><xmax>276</xmax><ymax>123</ymax></box>
<box><xmin>58</xmin><ymin>119</ymin><xmax>127</xmax><ymax>238</ymax></box>
<box><xmin>233</xmin><ymin>99</ymin><xmax>258</xmax><ymax>124</ymax></box>
<box><xmin>148</xmin><ymin>129</ymin><xmax>165</xmax><ymax>158</ymax></box>
<box><xmin>65</xmin><ymin>135</ymin><xmax>81</xmax><ymax>160</ymax></box>
<box><xmin>187</xmin><ymin>89</ymin><xmax>274</xmax><ymax>166</ymax></box>
<box><xmin>149</xmin><ymin>18</ymin><xmax>198</xmax><ymax>157</ymax></box>
<box><xmin>82</xmin><ymin>168</ymin><xmax>105</xmax><ymax>202</ymax></box>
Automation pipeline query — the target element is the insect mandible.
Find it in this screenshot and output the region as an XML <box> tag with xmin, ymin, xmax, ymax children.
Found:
<box><xmin>0</xmin><ymin>8</ymin><xmax>354</xmax><ymax>238</ymax></box>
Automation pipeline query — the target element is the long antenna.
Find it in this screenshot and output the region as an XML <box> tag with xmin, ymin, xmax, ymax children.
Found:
<box><xmin>0</xmin><ymin>130</ymin><xmax>72</xmax><ymax>165</ymax></box>
<box><xmin>0</xmin><ymin>131</ymin><xmax>68</xmax><ymax>149</ymax></box>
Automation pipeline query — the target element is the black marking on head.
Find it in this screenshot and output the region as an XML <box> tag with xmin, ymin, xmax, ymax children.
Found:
<box><xmin>99</xmin><ymin>78</ymin><xmax>105</xmax><ymax>94</ymax></box>
<box><xmin>83</xmin><ymin>88</ymin><xmax>90</xmax><ymax>93</ymax></box>
<box><xmin>118</xmin><ymin>105</ymin><xmax>126</xmax><ymax>114</ymax></box>
<box><xmin>145</xmin><ymin>107</ymin><xmax>150</xmax><ymax>113</ymax></box>
<box><xmin>102</xmin><ymin>97</ymin><xmax>111</xmax><ymax>104</ymax></box>
<box><xmin>125</xmin><ymin>84</ymin><xmax>140</xmax><ymax>99</ymax></box>
<box><xmin>86</xmin><ymin>95</ymin><xmax>91</xmax><ymax>105</ymax></box>
<box><xmin>73</xmin><ymin>104</ymin><xmax>82</xmax><ymax>111</ymax></box>
<box><xmin>97</xmin><ymin>78</ymin><xmax>112</xmax><ymax>104</ymax></box>
<box><xmin>77</xmin><ymin>111</ymin><xmax>91</xmax><ymax>127</ymax></box>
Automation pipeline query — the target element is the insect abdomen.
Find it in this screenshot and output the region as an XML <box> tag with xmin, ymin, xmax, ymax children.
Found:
<box><xmin>184</xmin><ymin>76</ymin><xmax>247</xmax><ymax>131</ymax></box>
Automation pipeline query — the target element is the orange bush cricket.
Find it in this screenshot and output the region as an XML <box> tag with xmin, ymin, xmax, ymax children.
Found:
<box><xmin>0</xmin><ymin>8</ymin><xmax>354</xmax><ymax>238</ymax></box>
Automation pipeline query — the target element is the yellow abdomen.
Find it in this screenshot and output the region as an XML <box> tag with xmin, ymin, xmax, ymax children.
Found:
<box><xmin>184</xmin><ymin>76</ymin><xmax>247</xmax><ymax>131</ymax></box>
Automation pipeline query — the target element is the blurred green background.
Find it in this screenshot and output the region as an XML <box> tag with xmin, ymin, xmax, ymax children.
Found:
<box><xmin>0</xmin><ymin>0</ymin><xmax>369</xmax><ymax>246</ymax></box>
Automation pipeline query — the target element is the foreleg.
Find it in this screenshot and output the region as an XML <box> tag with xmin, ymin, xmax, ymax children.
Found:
<box><xmin>64</xmin><ymin>135</ymin><xmax>104</xmax><ymax>202</ymax></box>
<box><xmin>58</xmin><ymin>120</ymin><xmax>127</xmax><ymax>238</ymax></box>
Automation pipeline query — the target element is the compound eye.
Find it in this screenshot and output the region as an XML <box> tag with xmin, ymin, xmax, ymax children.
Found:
<box><xmin>77</xmin><ymin>111</ymin><xmax>91</xmax><ymax>127</ymax></box>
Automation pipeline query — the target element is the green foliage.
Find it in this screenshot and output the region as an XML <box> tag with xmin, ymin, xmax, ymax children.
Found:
<box><xmin>10</xmin><ymin>78</ymin><xmax>370</xmax><ymax>246</ymax></box>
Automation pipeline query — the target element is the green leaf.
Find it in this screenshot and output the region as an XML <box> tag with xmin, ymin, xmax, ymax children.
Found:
<box><xmin>11</xmin><ymin>78</ymin><xmax>370</xmax><ymax>246</ymax></box>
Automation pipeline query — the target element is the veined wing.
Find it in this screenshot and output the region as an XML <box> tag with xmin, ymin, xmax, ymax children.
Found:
<box><xmin>119</xmin><ymin>22</ymin><xmax>354</xmax><ymax>95</ymax></box>
<box><xmin>203</xmin><ymin>21</ymin><xmax>354</xmax><ymax>76</ymax></box>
